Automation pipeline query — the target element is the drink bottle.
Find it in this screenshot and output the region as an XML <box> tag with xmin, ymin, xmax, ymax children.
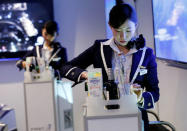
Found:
<box><xmin>104</xmin><ymin>68</ymin><xmax>119</xmax><ymax>100</ymax></box>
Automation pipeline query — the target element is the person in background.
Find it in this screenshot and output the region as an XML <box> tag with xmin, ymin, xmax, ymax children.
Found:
<box><xmin>16</xmin><ymin>20</ymin><xmax>67</xmax><ymax>79</ymax></box>
<box><xmin>60</xmin><ymin>0</ymin><xmax>159</xmax><ymax>130</ymax></box>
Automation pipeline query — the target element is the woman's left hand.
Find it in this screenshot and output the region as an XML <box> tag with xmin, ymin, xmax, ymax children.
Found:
<box><xmin>131</xmin><ymin>83</ymin><xmax>142</xmax><ymax>99</ymax></box>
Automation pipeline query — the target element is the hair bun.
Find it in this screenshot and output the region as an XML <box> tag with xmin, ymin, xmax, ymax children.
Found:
<box><xmin>126</xmin><ymin>34</ymin><xmax>146</xmax><ymax>50</ymax></box>
<box><xmin>116</xmin><ymin>0</ymin><xmax>124</xmax><ymax>5</ymax></box>
<box><xmin>135</xmin><ymin>34</ymin><xmax>146</xmax><ymax>50</ymax></box>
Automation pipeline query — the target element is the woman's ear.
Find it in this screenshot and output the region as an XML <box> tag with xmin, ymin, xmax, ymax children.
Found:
<box><xmin>133</xmin><ymin>23</ymin><xmax>138</xmax><ymax>36</ymax></box>
<box><xmin>108</xmin><ymin>22</ymin><xmax>115</xmax><ymax>33</ymax></box>
<box><xmin>108</xmin><ymin>22</ymin><xmax>113</xmax><ymax>29</ymax></box>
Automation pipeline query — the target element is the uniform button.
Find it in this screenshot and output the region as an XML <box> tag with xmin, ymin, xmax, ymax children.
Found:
<box><xmin>71</xmin><ymin>72</ymin><xmax>74</xmax><ymax>76</ymax></box>
<box><xmin>148</xmin><ymin>103</ymin><xmax>151</xmax><ymax>106</ymax></box>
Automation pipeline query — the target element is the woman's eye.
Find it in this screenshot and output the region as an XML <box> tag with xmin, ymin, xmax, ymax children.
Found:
<box><xmin>115</xmin><ymin>29</ymin><xmax>120</xmax><ymax>32</ymax></box>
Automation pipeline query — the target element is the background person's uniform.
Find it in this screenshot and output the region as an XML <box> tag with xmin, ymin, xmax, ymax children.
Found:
<box><xmin>17</xmin><ymin>42</ymin><xmax>67</xmax><ymax>79</ymax></box>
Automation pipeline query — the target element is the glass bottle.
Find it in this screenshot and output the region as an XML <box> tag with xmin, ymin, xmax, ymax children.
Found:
<box><xmin>104</xmin><ymin>68</ymin><xmax>119</xmax><ymax>100</ymax></box>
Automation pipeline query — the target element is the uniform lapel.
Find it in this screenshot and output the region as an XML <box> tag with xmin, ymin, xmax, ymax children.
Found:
<box><xmin>103</xmin><ymin>45</ymin><xmax>113</xmax><ymax>68</ymax></box>
<box><xmin>100</xmin><ymin>38</ymin><xmax>113</xmax><ymax>81</ymax></box>
<box><xmin>51</xmin><ymin>42</ymin><xmax>57</xmax><ymax>56</ymax></box>
<box><xmin>35</xmin><ymin>45</ymin><xmax>43</xmax><ymax>58</ymax></box>
<box><xmin>101</xmin><ymin>38</ymin><xmax>114</xmax><ymax>68</ymax></box>
<box><xmin>130</xmin><ymin>50</ymin><xmax>142</xmax><ymax>82</ymax></box>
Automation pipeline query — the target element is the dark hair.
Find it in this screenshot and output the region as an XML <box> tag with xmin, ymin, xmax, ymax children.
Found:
<box><xmin>109</xmin><ymin>0</ymin><xmax>137</xmax><ymax>28</ymax></box>
<box><xmin>43</xmin><ymin>20</ymin><xmax>59</xmax><ymax>36</ymax></box>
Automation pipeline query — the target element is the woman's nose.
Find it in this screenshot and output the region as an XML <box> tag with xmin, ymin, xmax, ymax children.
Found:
<box><xmin>120</xmin><ymin>31</ymin><xmax>126</xmax><ymax>40</ymax></box>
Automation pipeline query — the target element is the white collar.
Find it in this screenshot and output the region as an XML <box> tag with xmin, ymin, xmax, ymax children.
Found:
<box><xmin>101</xmin><ymin>37</ymin><xmax>114</xmax><ymax>45</ymax></box>
<box><xmin>43</xmin><ymin>42</ymin><xmax>53</xmax><ymax>51</ymax></box>
<box><xmin>106</xmin><ymin>38</ymin><xmax>137</xmax><ymax>55</ymax></box>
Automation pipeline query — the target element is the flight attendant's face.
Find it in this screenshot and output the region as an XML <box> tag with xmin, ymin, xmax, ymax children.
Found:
<box><xmin>110</xmin><ymin>19</ymin><xmax>136</xmax><ymax>46</ymax></box>
<box><xmin>42</xmin><ymin>28</ymin><xmax>56</xmax><ymax>43</ymax></box>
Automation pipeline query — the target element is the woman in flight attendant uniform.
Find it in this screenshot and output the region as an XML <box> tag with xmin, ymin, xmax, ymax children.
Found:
<box><xmin>60</xmin><ymin>0</ymin><xmax>159</xmax><ymax>130</ymax></box>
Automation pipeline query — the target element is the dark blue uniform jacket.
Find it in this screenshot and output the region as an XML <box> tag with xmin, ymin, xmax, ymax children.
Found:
<box><xmin>60</xmin><ymin>39</ymin><xmax>160</xmax><ymax>130</ymax></box>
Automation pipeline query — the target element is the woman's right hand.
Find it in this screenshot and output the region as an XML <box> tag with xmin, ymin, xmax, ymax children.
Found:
<box><xmin>80</xmin><ymin>71</ymin><xmax>88</xmax><ymax>80</ymax></box>
<box><xmin>22</xmin><ymin>61</ymin><xmax>26</xmax><ymax>68</ymax></box>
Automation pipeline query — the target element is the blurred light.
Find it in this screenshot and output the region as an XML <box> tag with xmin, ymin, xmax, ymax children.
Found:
<box><xmin>38</xmin><ymin>20</ymin><xmax>44</xmax><ymax>23</ymax></box>
<box><xmin>25</xmin><ymin>37</ymin><xmax>29</xmax><ymax>41</ymax></box>
<box><xmin>17</xmin><ymin>43</ymin><xmax>21</xmax><ymax>46</ymax></box>
<box><xmin>35</xmin><ymin>36</ymin><xmax>44</xmax><ymax>46</ymax></box>
<box><xmin>7</xmin><ymin>13</ymin><xmax>12</xmax><ymax>19</ymax></box>
<box><xmin>18</xmin><ymin>39</ymin><xmax>21</xmax><ymax>42</ymax></box>
<box><xmin>27</xmin><ymin>46</ymin><xmax>34</xmax><ymax>50</ymax></box>
<box><xmin>19</xmin><ymin>12</ymin><xmax>38</xmax><ymax>37</ymax></box>
<box><xmin>7</xmin><ymin>4</ymin><xmax>12</xmax><ymax>10</ymax></box>
<box><xmin>12</xmin><ymin>3</ymin><xmax>27</xmax><ymax>11</ymax></box>
<box><xmin>1</xmin><ymin>4</ymin><xmax>5</xmax><ymax>11</ymax></box>
<box><xmin>37</xmin><ymin>36</ymin><xmax>44</xmax><ymax>44</ymax></box>
<box><xmin>0</xmin><ymin>58</ymin><xmax>20</xmax><ymax>61</ymax></box>
<box><xmin>10</xmin><ymin>42</ymin><xmax>17</xmax><ymax>52</ymax></box>
<box><xmin>155</xmin><ymin>28</ymin><xmax>178</xmax><ymax>41</ymax></box>
<box><xmin>2</xmin><ymin>46</ymin><xmax>7</xmax><ymax>52</ymax></box>
<box><xmin>0</xmin><ymin>3</ymin><xmax>27</xmax><ymax>11</ymax></box>
<box><xmin>158</xmin><ymin>28</ymin><xmax>167</xmax><ymax>34</ymax></box>
<box><xmin>9</xmin><ymin>32</ymin><xmax>19</xmax><ymax>41</ymax></box>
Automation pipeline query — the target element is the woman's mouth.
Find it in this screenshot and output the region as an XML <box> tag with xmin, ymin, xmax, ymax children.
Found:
<box><xmin>120</xmin><ymin>40</ymin><xmax>126</xmax><ymax>43</ymax></box>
